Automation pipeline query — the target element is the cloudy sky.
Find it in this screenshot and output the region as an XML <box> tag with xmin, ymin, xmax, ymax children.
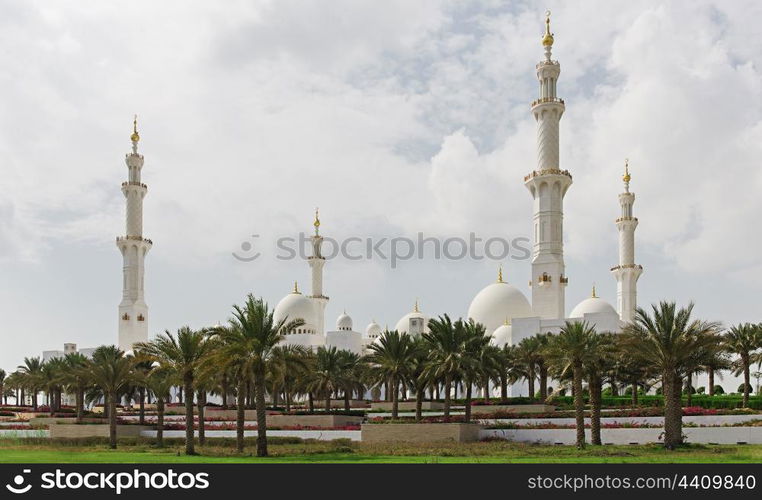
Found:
<box><xmin>1</xmin><ymin>0</ymin><xmax>761</xmax><ymax>388</ymax></box>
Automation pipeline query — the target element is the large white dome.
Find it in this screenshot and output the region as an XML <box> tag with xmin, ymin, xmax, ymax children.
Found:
<box><xmin>336</xmin><ymin>312</ymin><xmax>353</xmax><ymax>331</ymax></box>
<box><xmin>365</xmin><ymin>320</ymin><xmax>381</xmax><ymax>339</ymax></box>
<box><xmin>569</xmin><ymin>296</ymin><xmax>617</xmax><ymax>319</ymax></box>
<box><xmin>467</xmin><ymin>275</ymin><xmax>533</xmax><ymax>334</ymax></box>
<box><xmin>491</xmin><ymin>323</ymin><xmax>513</xmax><ymax>347</ymax></box>
<box><xmin>394</xmin><ymin>301</ymin><xmax>429</xmax><ymax>335</ymax></box>
<box><xmin>273</xmin><ymin>285</ymin><xmax>318</xmax><ymax>334</ymax></box>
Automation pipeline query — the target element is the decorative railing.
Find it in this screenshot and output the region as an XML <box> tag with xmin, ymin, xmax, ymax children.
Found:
<box><xmin>121</xmin><ymin>182</ymin><xmax>147</xmax><ymax>188</ymax></box>
<box><xmin>524</xmin><ymin>169</ymin><xmax>572</xmax><ymax>181</ymax></box>
<box><xmin>615</xmin><ymin>216</ymin><xmax>638</xmax><ymax>223</ymax></box>
<box><xmin>531</xmin><ymin>97</ymin><xmax>564</xmax><ymax>107</ymax></box>
<box><xmin>610</xmin><ymin>264</ymin><xmax>643</xmax><ymax>271</ymax></box>
<box><xmin>116</xmin><ymin>236</ymin><xmax>153</xmax><ymax>245</ymax></box>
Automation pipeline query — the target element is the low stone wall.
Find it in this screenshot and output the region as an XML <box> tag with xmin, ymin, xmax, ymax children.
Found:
<box><xmin>48</xmin><ymin>423</ymin><xmax>153</xmax><ymax>439</ymax></box>
<box><xmin>267</xmin><ymin>415</ymin><xmax>363</xmax><ymax>428</ymax></box>
<box><xmin>204</xmin><ymin>409</ymin><xmax>258</xmax><ymax>420</ymax></box>
<box><xmin>362</xmin><ymin>423</ymin><xmax>482</xmax><ymax>443</ymax></box>
<box><xmin>140</xmin><ymin>429</ymin><xmax>362</xmax><ymax>441</ymax></box>
<box><xmin>371</xmin><ymin>401</ymin><xmax>444</xmax><ymax>411</ymax></box>
<box><xmin>29</xmin><ymin>417</ymin><xmax>77</xmax><ymax>427</ymax></box>
<box><xmin>471</xmin><ymin>404</ymin><xmax>556</xmax><ymax>415</ymax></box>
<box><xmin>481</xmin><ymin>426</ymin><xmax>762</xmax><ymax>445</ymax></box>
<box><xmin>314</xmin><ymin>400</ymin><xmax>369</xmax><ymax>409</ymax></box>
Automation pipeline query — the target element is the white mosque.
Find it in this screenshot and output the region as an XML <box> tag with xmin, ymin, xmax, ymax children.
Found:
<box><xmin>45</xmin><ymin>14</ymin><xmax>644</xmax><ymax>393</ymax></box>
<box><xmin>269</xmin><ymin>13</ymin><xmax>643</xmax><ymax>360</ymax></box>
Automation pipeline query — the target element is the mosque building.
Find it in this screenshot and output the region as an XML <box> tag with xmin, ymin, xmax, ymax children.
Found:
<box><xmin>271</xmin><ymin>13</ymin><xmax>643</xmax><ymax>370</ymax></box>
<box><xmin>43</xmin><ymin>14</ymin><xmax>643</xmax><ymax>398</ymax></box>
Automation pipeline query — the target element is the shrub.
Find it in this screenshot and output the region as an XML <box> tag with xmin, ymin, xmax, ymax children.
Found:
<box><xmin>713</xmin><ymin>385</ymin><xmax>725</xmax><ymax>395</ymax></box>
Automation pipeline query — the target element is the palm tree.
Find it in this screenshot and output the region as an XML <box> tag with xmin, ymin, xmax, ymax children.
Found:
<box><xmin>407</xmin><ymin>338</ymin><xmax>432</xmax><ymax>422</ymax></box>
<box><xmin>145</xmin><ymin>364</ymin><xmax>177</xmax><ymax>448</ymax></box>
<box><xmin>308</xmin><ymin>346</ymin><xmax>345</xmax><ymax>412</ymax></box>
<box><xmin>87</xmin><ymin>346</ymin><xmax>136</xmax><ymax>449</ymax></box>
<box><xmin>337</xmin><ymin>350</ymin><xmax>364</xmax><ymax>412</ymax></box>
<box><xmin>17</xmin><ymin>357</ymin><xmax>44</xmax><ymax>410</ymax></box>
<box><xmin>207</xmin><ymin>294</ymin><xmax>301</xmax><ymax>456</ymax></box>
<box><xmin>724</xmin><ymin>324</ymin><xmax>761</xmax><ymax>408</ymax></box>
<box><xmin>424</xmin><ymin>315</ymin><xmax>465</xmax><ymax>422</ymax></box>
<box><xmin>366</xmin><ymin>330</ymin><xmax>416</xmax><ymax>418</ymax></box>
<box><xmin>516</xmin><ymin>336</ymin><xmax>543</xmax><ymax>400</ymax></box>
<box><xmin>62</xmin><ymin>353</ymin><xmax>91</xmax><ymax>422</ymax></box>
<box><xmin>583</xmin><ymin>332</ymin><xmax>616</xmax><ymax>446</ymax></box>
<box><xmin>544</xmin><ymin>321</ymin><xmax>598</xmax><ymax>448</ymax></box>
<box><xmin>702</xmin><ymin>349</ymin><xmax>731</xmax><ymax>397</ymax></box>
<box><xmin>268</xmin><ymin>345</ymin><xmax>310</xmax><ymax>412</ymax></box>
<box><xmin>459</xmin><ymin>320</ymin><xmax>492</xmax><ymax>423</ymax></box>
<box><xmin>621</xmin><ymin>302</ymin><xmax>721</xmax><ymax>449</ymax></box>
<box><xmin>136</xmin><ymin>327</ymin><xmax>212</xmax><ymax>455</ymax></box>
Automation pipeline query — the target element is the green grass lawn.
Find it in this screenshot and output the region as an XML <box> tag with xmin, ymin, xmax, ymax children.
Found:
<box><xmin>2</xmin><ymin>439</ymin><xmax>762</xmax><ymax>463</ymax></box>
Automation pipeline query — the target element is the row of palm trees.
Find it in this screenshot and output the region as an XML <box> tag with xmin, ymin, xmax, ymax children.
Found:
<box><xmin>3</xmin><ymin>296</ymin><xmax>761</xmax><ymax>454</ymax></box>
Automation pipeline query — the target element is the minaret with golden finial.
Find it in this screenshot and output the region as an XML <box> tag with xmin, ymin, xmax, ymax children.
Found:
<box><xmin>611</xmin><ymin>159</ymin><xmax>643</xmax><ymax>323</ymax></box>
<box><xmin>308</xmin><ymin>208</ymin><xmax>329</xmax><ymax>335</ymax></box>
<box><xmin>117</xmin><ymin>115</ymin><xmax>152</xmax><ymax>350</ymax></box>
<box><xmin>525</xmin><ymin>10</ymin><xmax>571</xmax><ymax>320</ymax></box>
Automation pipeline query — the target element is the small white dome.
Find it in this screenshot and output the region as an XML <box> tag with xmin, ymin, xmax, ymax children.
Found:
<box><xmin>336</xmin><ymin>312</ymin><xmax>353</xmax><ymax>331</ymax></box>
<box><xmin>467</xmin><ymin>277</ymin><xmax>533</xmax><ymax>334</ymax></box>
<box><xmin>569</xmin><ymin>296</ymin><xmax>617</xmax><ymax>319</ymax></box>
<box><xmin>365</xmin><ymin>320</ymin><xmax>382</xmax><ymax>339</ymax></box>
<box><xmin>273</xmin><ymin>286</ymin><xmax>318</xmax><ymax>334</ymax></box>
<box><xmin>491</xmin><ymin>323</ymin><xmax>513</xmax><ymax>347</ymax></box>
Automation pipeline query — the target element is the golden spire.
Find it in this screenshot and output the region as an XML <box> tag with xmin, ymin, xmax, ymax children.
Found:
<box><xmin>293</xmin><ymin>281</ymin><xmax>300</xmax><ymax>294</ymax></box>
<box><xmin>313</xmin><ymin>207</ymin><xmax>320</xmax><ymax>235</ymax></box>
<box><xmin>504</xmin><ymin>317</ymin><xmax>510</xmax><ymax>326</ymax></box>
<box><xmin>130</xmin><ymin>114</ymin><xmax>140</xmax><ymax>143</ymax></box>
<box><xmin>623</xmin><ymin>158</ymin><xmax>631</xmax><ymax>183</ymax></box>
<box><xmin>497</xmin><ymin>265</ymin><xmax>504</xmax><ymax>283</ymax></box>
<box><xmin>542</xmin><ymin>10</ymin><xmax>554</xmax><ymax>47</ymax></box>
<box><xmin>413</xmin><ymin>299</ymin><xmax>420</xmax><ymax>313</ymax></box>
<box><xmin>591</xmin><ymin>283</ymin><xmax>597</xmax><ymax>298</ymax></box>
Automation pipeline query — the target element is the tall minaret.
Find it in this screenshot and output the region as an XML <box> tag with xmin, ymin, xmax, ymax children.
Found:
<box><xmin>309</xmin><ymin>208</ymin><xmax>329</xmax><ymax>335</ymax></box>
<box><xmin>611</xmin><ymin>160</ymin><xmax>643</xmax><ymax>322</ymax></box>
<box><xmin>524</xmin><ymin>11</ymin><xmax>571</xmax><ymax>320</ymax></box>
<box><xmin>116</xmin><ymin>116</ymin><xmax>152</xmax><ymax>350</ymax></box>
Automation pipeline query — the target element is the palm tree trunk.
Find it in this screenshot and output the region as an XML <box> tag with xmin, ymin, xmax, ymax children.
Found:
<box><xmin>138</xmin><ymin>387</ymin><xmax>146</xmax><ymax>425</ymax></box>
<box><xmin>590</xmin><ymin>375</ymin><xmax>602</xmax><ymax>446</ymax></box>
<box><xmin>108</xmin><ymin>392</ymin><xmax>118</xmax><ymax>450</ymax></box>
<box><xmin>254</xmin><ymin>368</ymin><xmax>268</xmax><ymax>457</ymax></box>
<box><xmin>308</xmin><ymin>392</ymin><xmax>314</xmax><ymax>413</ymax></box>
<box><xmin>415</xmin><ymin>387</ymin><xmax>424</xmax><ymax>422</ymax></box>
<box><xmin>285</xmin><ymin>387</ymin><xmax>292</xmax><ymax>413</ymax></box>
<box><xmin>743</xmin><ymin>357</ymin><xmax>751</xmax><ymax>408</ymax></box>
<box><xmin>183</xmin><ymin>374</ymin><xmax>195</xmax><ymax>455</ymax></box>
<box><xmin>528</xmin><ymin>366</ymin><xmax>536</xmax><ymax>400</ymax></box>
<box><xmin>539</xmin><ymin>365</ymin><xmax>548</xmax><ymax>401</ymax></box>
<box><xmin>708</xmin><ymin>368</ymin><xmax>715</xmax><ymax>396</ymax></box>
<box><xmin>391</xmin><ymin>376</ymin><xmax>399</xmax><ymax>419</ymax></box>
<box><xmin>631</xmin><ymin>381</ymin><xmax>638</xmax><ymax>406</ymax></box>
<box><xmin>663</xmin><ymin>371</ymin><xmax>683</xmax><ymax>449</ymax></box>
<box><xmin>443</xmin><ymin>376</ymin><xmax>452</xmax><ymax>423</ymax></box>
<box><xmin>573</xmin><ymin>363</ymin><xmax>585</xmax><ymax>449</ymax></box>
<box><xmin>325</xmin><ymin>393</ymin><xmax>331</xmax><ymax>412</ymax></box>
<box><xmin>686</xmin><ymin>375</ymin><xmax>693</xmax><ymax>407</ymax></box>
<box><xmin>157</xmin><ymin>397</ymin><xmax>165</xmax><ymax>448</ymax></box>
<box><xmin>222</xmin><ymin>373</ymin><xmax>229</xmax><ymax>409</ymax></box>
<box><xmin>197</xmin><ymin>391</ymin><xmax>206</xmax><ymax>446</ymax></box>
<box><xmin>236</xmin><ymin>381</ymin><xmax>246</xmax><ymax>453</ymax></box>
<box><xmin>464</xmin><ymin>383</ymin><xmax>472</xmax><ymax>423</ymax></box>
<box><xmin>344</xmin><ymin>390</ymin><xmax>350</xmax><ymax>413</ymax></box>
<box><xmin>76</xmin><ymin>388</ymin><xmax>84</xmax><ymax>423</ymax></box>
<box><xmin>500</xmin><ymin>373</ymin><xmax>507</xmax><ymax>403</ymax></box>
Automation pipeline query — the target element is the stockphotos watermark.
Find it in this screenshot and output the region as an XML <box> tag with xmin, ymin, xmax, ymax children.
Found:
<box><xmin>4</xmin><ymin>468</ymin><xmax>210</xmax><ymax>495</ymax></box>
<box><xmin>232</xmin><ymin>232</ymin><xmax>531</xmax><ymax>269</ymax></box>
